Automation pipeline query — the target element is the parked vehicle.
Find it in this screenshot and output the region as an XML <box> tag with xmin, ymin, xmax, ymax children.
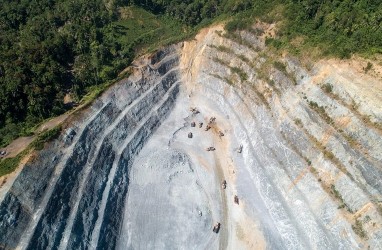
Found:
<box><xmin>222</xmin><ymin>180</ymin><xmax>227</xmax><ymax>189</ymax></box>
<box><xmin>234</xmin><ymin>195</ymin><xmax>239</xmax><ymax>204</ymax></box>
<box><xmin>213</xmin><ymin>222</ymin><xmax>221</xmax><ymax>233</ymax></box>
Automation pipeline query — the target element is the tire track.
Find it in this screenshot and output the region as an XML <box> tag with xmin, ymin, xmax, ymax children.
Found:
<box><xmin>200</xmin><ymin>81</ymin><xmax>314</xmax><ymax>249</ymax></box>
<box><xmin>212</xmin><ymin>137</ymin><xmax>229</xmax><ymax>250</ymax></box>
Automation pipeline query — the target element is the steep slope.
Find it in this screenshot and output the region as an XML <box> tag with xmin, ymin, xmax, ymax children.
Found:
<box><xmin>0</xmin><ymin>45</ymin><xmax>181</xmax><ymax>249</ymax></box>
<box><xmin>0</xmin><ymin>24</ymin><xmax>382</xmax><ymax>250</ymax></box>
<box><xmin>175</xmin><ymin>25</ymin><xmax>382</xmax><ymax>249</ymax></box>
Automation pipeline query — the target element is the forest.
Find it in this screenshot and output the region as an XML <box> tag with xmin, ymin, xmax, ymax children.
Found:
<box><xmin>0</xmin><ymin>0</ymin><xmax>381</xmax><ymax>147</ymax></box>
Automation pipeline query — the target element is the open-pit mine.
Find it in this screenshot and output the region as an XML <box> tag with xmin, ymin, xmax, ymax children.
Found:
<box><xmin>1</xmin><ymin>24</ymin><xmax>382</xmax><ymax>250</ymax></box>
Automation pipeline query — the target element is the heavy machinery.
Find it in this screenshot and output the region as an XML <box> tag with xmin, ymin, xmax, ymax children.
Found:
<box><xmin>213</xmin><ymin>222</ymin><xmax>221</xmax><ymax>233</ymax></box>
<box><xmin>234</xmin><ymin>195</ymin><xmax>239</xmax><ymax>204</ymax></box>
<box><xmin>222</xmin><ymin>180</ymin><xmax>227</xmax><ymax>189</ymax></box>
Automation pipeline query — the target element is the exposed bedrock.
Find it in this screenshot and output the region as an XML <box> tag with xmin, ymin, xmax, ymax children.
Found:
<box><xmin>0</xmin><ymin>45</ymin><xmax>181</xmax><ymax>250</ymax></box>
<box><xmin>1</xmin><ymin>25</ymin><xmax>382</xmax><ymax>250</ymax></box>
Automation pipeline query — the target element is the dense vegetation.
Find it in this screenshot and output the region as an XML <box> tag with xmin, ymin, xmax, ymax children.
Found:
<box><xmin>0</xmin><ymin>0</ymin><xmax>381</xmax><ymax>147</ymax></box>
<box><xmin>275</xmin><ymin>0</ymin><xmax>382</xmax><ymax>58</ymax></box>
<box><xmin>0</xmin><ymin>0</ymin><xmax>113</xmax><ymax>146</ymax></box>
<box><xmin>0</xmin><ymin>0</ymin><xmax>186</xmax><ymax>147</ymax></box>
<box><xmin>130</xmin><ymin>0</ymin><xmax>382</xmax><ymax>59</ymax></box>
<box><xmin>130</xmin><ymin>0</ymin><xmax>253</xmax><ymax>25</ymax></box>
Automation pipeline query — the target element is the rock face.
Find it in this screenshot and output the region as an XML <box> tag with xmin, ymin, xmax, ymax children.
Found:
<box><xmin>0</xmin><ymin>45</ymin><xmax>180</xmax><ymax>250</ymax></box>
<box><xmin>1</xmin><ymin>25</ymin><xmax>382</xmax><ymax>250</ymax></box>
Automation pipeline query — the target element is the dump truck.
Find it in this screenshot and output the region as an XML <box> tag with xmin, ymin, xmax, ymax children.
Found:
<box><xmin>222</xmin><ymin>180</ymin><xmax>227</xmax><ymax>189</ymax></box>
<box><xmin>213</xmin><ymin>222</ymin><xmax>221</xmax><ymax>233</ymax></box>
<box><xmin>234</xmin><ymin>195</ymin><xmax>239</xmax><ymax>204</ymax></box>
<box><xmin>188</xmin><ymin>132</ymin><xmax>193</xmax><ymax>138</ymax></box>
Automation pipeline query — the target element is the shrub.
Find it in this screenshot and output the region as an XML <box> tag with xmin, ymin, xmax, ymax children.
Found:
<box><xmin>294</xmin><ymin>118</ymin><xmax>302</xmax><ymax>127</ymax></box>
<box><xmin>273</xmin><ymin>61</ymin><xmax>287</xmax><ymax>73</ymax></box>
<box><xmin>225</xmin><ymin>19</ymin><xmax>251</xmax><ymax>32</ymax></box>
<box><xmin>322</xmin><ymin>83</ymin><xmax>333</xmax><ymax>93</ymax></box>
<box><xmin>231</xmin><ymin>66</ymin><xmax>248</xmax><ymax>81</ymax></box>
<box><xmin>31</xmin><ymin>126</ymin><xmax>62</xmax><ymax>150</ymax></box>
<box><xmin>266</xmin><ymin>38</ymin><xmax>285</xmax><ymax>50</ymax></box>
<box><xmin>364</xmin><ymin>62</ymin><xmax>373</xmax><ymax>73</ymax></box>
<box><xmin>352</xmin><ymin>219</ymin><xmax>367</xmax><ymax>239</ymax></box>
<box><xmin>0</xmin><ymin>155</ymin><xmax>22</xmax><ymax>177</ymax></box>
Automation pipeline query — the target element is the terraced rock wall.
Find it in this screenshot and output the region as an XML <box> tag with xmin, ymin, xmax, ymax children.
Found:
<box><xmin>0</xmin><ymin>45</ymin><xmax>180</xmax><ymax>250</ymax></box>
<box><xmin>176</xmin><ymin>24</ymin><xmax>382</xmax><ymax>249</ymax></box>
<box><xmin>0</xmin><ymin>24</ymin><xmax>382</xmax><ymax>250</ymax></box>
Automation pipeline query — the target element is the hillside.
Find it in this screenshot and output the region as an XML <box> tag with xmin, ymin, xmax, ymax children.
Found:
<box><xmin>0</xmin><ymin>1</ymin><xmax>382</xmax><ymax>249</ymax></box>
<box><xmin>0</xmin><ymin>1</ymin><xmax>187</xmax><ymax>147</ymax></box>
<box><xmin>1</xmin><ymin>0</ymin><xmax>381</xmax><ymax>148</ymax></box>
<box><xmin>0</xmin><ymin>22</ymin><xmax>381</xmax><ymax>249</ymax></box>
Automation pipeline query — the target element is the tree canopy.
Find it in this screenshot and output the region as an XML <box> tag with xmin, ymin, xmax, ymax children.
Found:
<box><xmin>0</xmin><ymin>0</ymin><xmax>381</xmax><ymax>147</ymax></box>
<box><xmin>0</xmin><ymin>0</ymin><xmax>131</xmax><ymax>146</ymax></box>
